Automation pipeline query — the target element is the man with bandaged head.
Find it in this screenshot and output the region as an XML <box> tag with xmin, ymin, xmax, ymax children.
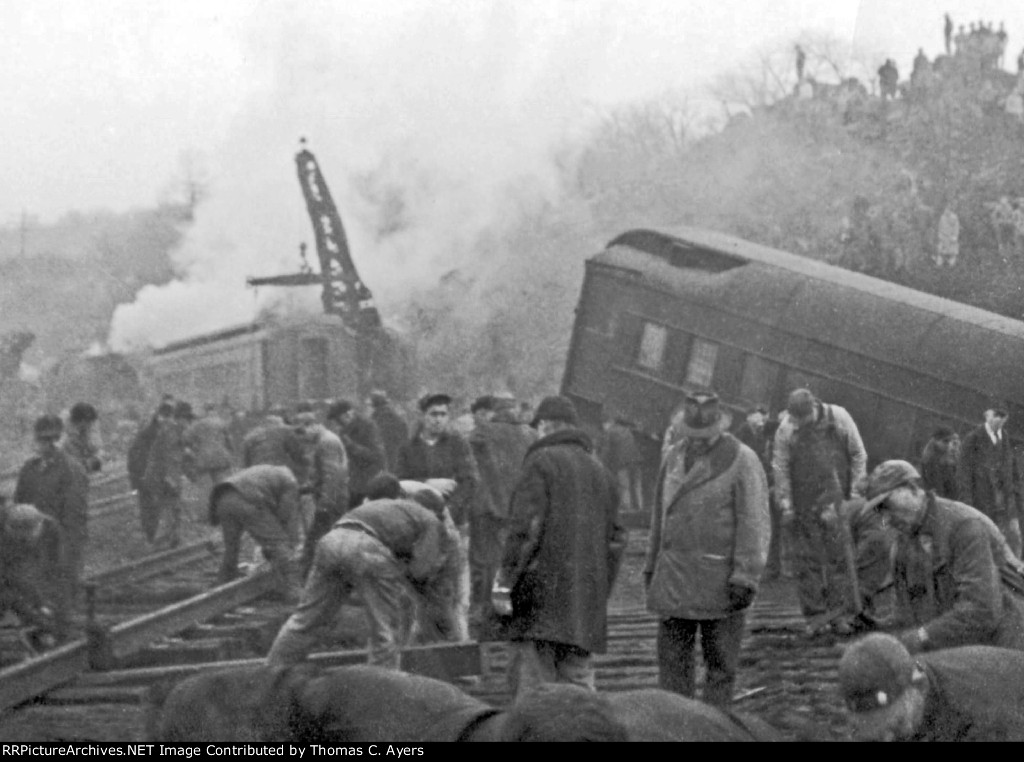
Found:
<box><xmin>646</xmin><ymin>390</ymin><xmax>769</xmax><ymax>706</ymax></box>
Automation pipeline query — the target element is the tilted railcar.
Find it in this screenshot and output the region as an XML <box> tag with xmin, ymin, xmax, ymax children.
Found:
<box><xmin>562</xmin><ymin>226</ymin><xmax>1024</xmax><ymax>480</ymax></box>
<box><xmin>148</xmin><ymin>314</ymin><xmax>413</xmax><ymax>411</ymax></box>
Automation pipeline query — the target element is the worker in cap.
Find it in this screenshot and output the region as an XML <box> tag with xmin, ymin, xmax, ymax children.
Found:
<box><xmin>295</xmin><ymin>408</ymin><xmax>350</xmax><ymax>576</ymax></box>
<box><xmin>395</xmin><ymin>391</ymin><xmax>477</xmax><ymax>641</ymax></box>
<box><xmin>771</xmin><ymin>388</ymin><xmax>880</xmax><ymax>637</ymax></box>
<box><xmin>919</xmin><ymin>425</ymin><xmax>960</xmax><ymax>500</ymax></box>
<box><xmin>864</xmin><ymin>459</ymin><xmax>1024</xmax><ymax>653</ymax></box>
<box><xmin>646</xmin><ymin>390</ymin><xmax>769</xmax><ymax>705</ymax></box>
<box><xmin>0</xmin><ymin>501</ymin><xmax>66</xmax><ymax>652</ymax></box>
<box><xmin>366</xmin><ymin>391</ymin><xmax>408</xmax><ymax>473</ymax></box>
<box><xmin>839</xmin><ymin>633</ymin><xmax>1024</xmax><ymax>741</ymax></box>
<box><xmin>13</xmin><ymin>415</ymin><xmax>88</xmax><ymax>641</ymax></box>
<box><xmin>326</xmin><ymin>399</ymin><xmax>385</xmax><ymax>509</ymax></box>
<box><xmin>64</xmin><ymin>402</ymin><xmax>103</xmax><ymax>474</ymax></box>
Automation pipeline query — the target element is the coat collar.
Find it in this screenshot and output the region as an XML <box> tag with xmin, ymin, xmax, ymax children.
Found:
<box><xmin>527</xmin><ymin>427</ymin><xmax>592</xmax><ymax>455</ymax></box>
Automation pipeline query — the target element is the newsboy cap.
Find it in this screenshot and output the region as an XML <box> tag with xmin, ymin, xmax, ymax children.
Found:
<box><xmin>839</xmin><ymin>634</ymin><xmax>916</xmax><ymax>713</ymax></box>
<box><xmin>530</xmin><ymin>396</ymin><xmax>579</xmax><ymax>428</ymax></box>
<box><xmin>419</xmin><ymin>393</ymin><xmax>453</xmax><ymax>412</ymax></box>
<box><xmin>863</xmin><ymin>460</ymin><xmax>922</xmax><ymax>511</ymax></box>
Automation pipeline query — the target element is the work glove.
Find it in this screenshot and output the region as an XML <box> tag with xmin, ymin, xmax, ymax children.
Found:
<box><xmin>727</xmin><ymin>582</ymin><xmax>757</xmax><ymax>611</ymax></box>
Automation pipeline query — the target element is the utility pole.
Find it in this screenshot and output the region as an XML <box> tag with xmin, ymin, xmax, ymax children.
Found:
<box><xmin>19</xmin><ymin>210</ymin><xmax>27</xmax><ymax>258</ymax></box>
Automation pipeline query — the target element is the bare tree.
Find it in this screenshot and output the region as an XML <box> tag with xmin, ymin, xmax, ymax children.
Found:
<box><xmin>711</xmin><ymin>31</ymin><xmax>877</xmax><ymax>112</ymax></box>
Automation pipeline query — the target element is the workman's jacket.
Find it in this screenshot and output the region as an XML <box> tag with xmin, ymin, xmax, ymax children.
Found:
<box><xmin>183</xmin><ymin>414</ymin><xmax>235</xmax><ymax>473</ymax></box>
<box><xmin>646</xmin><ymin>433</ymin><xmax>770</xmax><ymax>620</ymax></box>
<box><xmin>894</xmin><ymin>493</ymin><xmax>1024</xmax><ymax>651</ymax></box>
<box><xmin>209</xmin><ymin>465</ymin><xmax>300</xmax><ymax>532</ymax></box>
<box><xmin>396</xmin><ymin>429</ymin><xmax>479</xmax><ymax>526</ymax></box>
<box><xmin>241</xmin><ymin>419</ymin><xmax>308</xmax><ymax>481</ymax></box>
<box><xmin>909</xmin><ymin>646</ymin><xmax>1024</xmax><ymax>741</ymax></box>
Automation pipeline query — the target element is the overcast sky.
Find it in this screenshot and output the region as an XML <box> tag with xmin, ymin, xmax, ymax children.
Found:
<box><xmin>4</xmin><ymin>0</ymin><xmax>1023</xmax><ymax>227</ymax></box>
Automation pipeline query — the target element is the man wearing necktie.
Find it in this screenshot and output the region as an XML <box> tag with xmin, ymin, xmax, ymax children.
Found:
<box><xmin>958</xmin><ymin>405</ymin><xmax>1023</xmax><ymax>558</ymax></box>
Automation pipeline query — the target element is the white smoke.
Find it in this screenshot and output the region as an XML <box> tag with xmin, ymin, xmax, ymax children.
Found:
<box><xmin>108</xmin><ymin>1</ymin><xmax>614</xmax><ymax>351</ymax></box>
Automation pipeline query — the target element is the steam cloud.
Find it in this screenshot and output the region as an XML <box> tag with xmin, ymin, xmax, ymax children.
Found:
<box><xmin>108</xmin><ymin>2</ymin><xmax>614</xmax><ymax>358</ymax></box>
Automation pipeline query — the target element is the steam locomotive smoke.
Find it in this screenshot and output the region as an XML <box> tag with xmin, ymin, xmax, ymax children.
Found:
<box><xmin>108</xmin><ymin>2</ymin><xmax>611</xmax><ymax>365</ymax></box>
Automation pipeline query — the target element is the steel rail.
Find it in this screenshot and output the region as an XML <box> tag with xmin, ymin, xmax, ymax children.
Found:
<box><xmin>74</xmin><ymin>642</ymin><xmax>484</xmax><ymax>686</ymax></box>
<box><xmin>84</xmin><ymin>540</ymin><xmax>218</xmax><ymax>588</ymax></box>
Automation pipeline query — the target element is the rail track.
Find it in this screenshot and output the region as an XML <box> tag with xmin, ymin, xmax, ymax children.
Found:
<box><xmin>0</xmin><ymin>529</ymin><xmax>856</xmax><ymax>742</ymax></box>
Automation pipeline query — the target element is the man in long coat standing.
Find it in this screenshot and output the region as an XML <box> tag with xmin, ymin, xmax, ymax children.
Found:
<box><xmin>499</xmin><ymin>395</ymin><xmax>626</xmax><ymax>697</ymax></box>
<box><xmin>645</xmin><ymin>390</ymin><xmax>770</xmax><ymax>706</ymax></box>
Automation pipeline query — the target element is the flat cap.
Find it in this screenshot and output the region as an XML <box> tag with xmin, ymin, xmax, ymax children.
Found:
<box><xmin>419</xmin><ymin>393</ymin><xmax>452</xmax><ymax>412</ymax></box>
<box><xmin>863</xmin><ymin>460</ymin><xmax>922</xmax><ymax>511</ymax></box>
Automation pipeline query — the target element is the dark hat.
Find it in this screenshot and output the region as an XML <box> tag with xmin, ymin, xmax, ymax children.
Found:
<box><xmin>471</xmin><ymin>395</ymin><xmax>496</xmax><ymax>414</ymax></box>
<box><xmin>369</xmin><ymin>390</ymin><xmax>389</xmax><ymax>408</ymax></box>
<box><xmin>863</xmin><ymin>460</ymin><xmax>922</xmax><ymax>511</ymax></box>
<box><xmin>677</xmin><ymin>390</ymin><xmax>727</xmax><ymax>439</ymax></box>
<box><xmin>419</xmin><ymin>393</ymin><xmax>452</xmax><ymax>412</ymax></box>
<box><xmin>156</xmin><ymin>402</ymin><xmax>176</xmax><ymax>418</ymax></box>
<box><xmin>327</xmin><ymin>399</ymin><xmax>354</xmax><ymax>421</ymax></box>
<box><xmin>786</xmin><ymin>388</ymin><xmax>816</xmax><ymax>419</ymax></box>
<box><xmin>174</xmin><ymin>401</ymin><xmax>195</xmax><ymax>421</ymax></box>
<box><xmin>931</xmin><ymin>425</ymin><xmax>956</xmax><ymax>441</ymax></box>
<box><xmin>69</xmin><ymin>402</ymin><xmax>99</xmax><ymax>424</ymax></box>
<box><xmin>530</xmin><ymin>395</ymin><xmax>579</xmax><ymax>428</ymax></box>
<box><xmin>33</xmin><ymin>414</ymin><xmax>63</xmax><ymax>437</ymax></box>
<box><xmin>839</xmin><ymin>634</ymin><xmax>916</xmax><ymax>713</ymax></box>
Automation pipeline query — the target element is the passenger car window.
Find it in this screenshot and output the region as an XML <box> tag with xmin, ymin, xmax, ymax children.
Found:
<box><xmin>636</xmin><ymin>322</ymin><xmax>668</xmax><ymax>371</ymax></box>
<box><xmin>685</xmin><ymin>339</ymin><xmax>718</xmax><ymax>387</ymax></box>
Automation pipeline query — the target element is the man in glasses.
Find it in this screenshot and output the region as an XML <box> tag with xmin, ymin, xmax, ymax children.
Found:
<box><xmin>863</xmin><ymin>460</ymin><xmax>1024</xmax><ymax>653</ymax></box>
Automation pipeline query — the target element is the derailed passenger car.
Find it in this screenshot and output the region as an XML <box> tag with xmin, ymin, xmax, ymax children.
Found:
<box><xmin>562</xmin><ymin>226</ymin><xmax>1024</xmax><ymax>483</ymax></box>
<box><xmin>148</xmin><ymin>314</ymin><xmax>412</xmax><ymax>412</ymax></box>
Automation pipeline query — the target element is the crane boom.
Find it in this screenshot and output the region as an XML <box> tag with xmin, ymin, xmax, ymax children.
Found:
<box><xmin>294</xmin><ymin>143</ymin><xmax>381</xmax><ymax>330</ymax></box>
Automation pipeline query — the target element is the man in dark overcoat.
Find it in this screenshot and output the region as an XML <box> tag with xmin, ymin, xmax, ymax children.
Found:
<box><xmin>467</xmin><ymin>395</ymin><xmax>534</xmax><ymax>633</ymax></box>
<box><xmin>499</xmin><ymin>395</ymin><xmax>626</xmax><ymax>697</ymax></box>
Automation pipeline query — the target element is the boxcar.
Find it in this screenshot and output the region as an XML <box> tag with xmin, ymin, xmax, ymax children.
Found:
<box><xmin>149</xmin><ymin>315</ymin><xmax>368</xmax><ymax>411</ymax></box>
<box><xmin>562</xmin><ymin>226</ymin><xmax>1024</xmax><ymax>484</ymax></box>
